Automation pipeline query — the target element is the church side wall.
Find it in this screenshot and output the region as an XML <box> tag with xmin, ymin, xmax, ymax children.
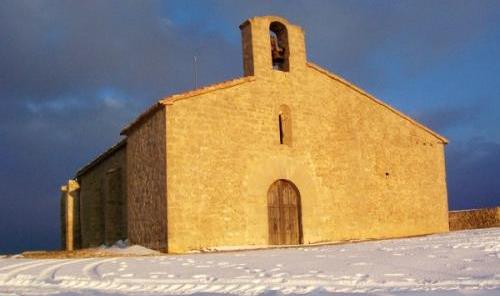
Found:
<box><xmin>165</xmin><ymin>67</ymin><xmax>449</xmax><ymax>253</ymax></box>
<box><xmin>126</xmin><ymin>108</ymin><xmax>167</xmax><ymax>251</ymax></box>
<box><xmin>79</xmin><ymin>146</ymin><xmax>127</xmax><ymax>248</ymax></box>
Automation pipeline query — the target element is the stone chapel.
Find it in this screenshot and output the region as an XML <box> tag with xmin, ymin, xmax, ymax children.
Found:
<box><xmin>60</xmin><ymin>16</ymin><xmax>450</xmax><ymax>253</ymax></box>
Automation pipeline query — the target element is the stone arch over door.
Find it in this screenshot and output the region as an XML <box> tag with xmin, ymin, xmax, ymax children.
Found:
<box><xmin>267</xmin><ymin>179</ymin><xmax>302</xmax><ymax>245</ymax></box>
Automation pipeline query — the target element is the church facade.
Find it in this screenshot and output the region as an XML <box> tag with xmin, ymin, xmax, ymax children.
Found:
<box><xmin>60</xmin><ymin>16</ymin><xmax>450</xmax><ymax>253</ymax></box>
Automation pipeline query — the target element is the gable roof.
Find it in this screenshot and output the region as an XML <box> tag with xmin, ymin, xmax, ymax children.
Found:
<box><xmin>306</xmin><ymin>62</ymin><xmax>448</xmax><ymax>144</ymax></box>
<box><xmin>120</xmin><ymin>63</ymin><xmax>447</xmax><ymax>144</ymax></box>
<box><xmin>75</xmin><ymin>139</ymin><xmax>126</xmax><ymax>178</ymax></box>
<box><xmin>120</xmin><ymin>76</ymin><xmax>256</xmax><ymax>135</ymax></box>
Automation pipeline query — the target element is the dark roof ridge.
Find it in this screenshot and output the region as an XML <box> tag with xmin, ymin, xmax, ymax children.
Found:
<box><xmin>75</xmin><ymin>139</ymin><xmax>126</xmax><ymax>179</ymax></box>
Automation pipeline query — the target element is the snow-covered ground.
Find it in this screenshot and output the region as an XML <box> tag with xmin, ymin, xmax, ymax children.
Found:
<box><xmin>0</xmin><ymin>228</ymin><xmax>498</xmax><ymax>296</ymax></box>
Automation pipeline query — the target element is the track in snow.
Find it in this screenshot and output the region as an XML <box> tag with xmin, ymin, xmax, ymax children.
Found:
<box><xmin>0</xmin><ymin>228</ymin><xmax>499</xmax><ymax>295</ymax></box>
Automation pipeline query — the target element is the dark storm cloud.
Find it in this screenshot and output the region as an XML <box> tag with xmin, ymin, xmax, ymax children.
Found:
<box><xmin>446</xmin><ymin>140</ymin><xmax>500</xmax><ymax>210</ymax></box>
<box><xmin>0</xmin><ymin>0</ymin><xmax>240</xmax><ymax>253</ymax></box>
<box><xmin>0</xmin><ymin>0</ymin><xmax>241</xmax><ymax>163</ymax></box>
<box><xmin>416</xmin><ymin>104</ymin><xmax>481</xmax><ymax>134</ymax></box>
<box><xmin>0</xmin><ymin>0</ymin><xmax>499</xmax><ymax>253</ymax></box>
<box><xmin>0</xmin><ymin>0</ymin><xmax>238</xmax><ymax>104</ymax></box>
<box><xmin>202</xmin><ymin>0</ymin><xmax>500</xmax><ymax>84</ymax></box>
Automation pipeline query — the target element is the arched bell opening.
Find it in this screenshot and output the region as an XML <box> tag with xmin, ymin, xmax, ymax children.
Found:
<box><xmin>269</xmin><ymin>22</ymin><xmax>290</xmax><ymax>71</ymax></box>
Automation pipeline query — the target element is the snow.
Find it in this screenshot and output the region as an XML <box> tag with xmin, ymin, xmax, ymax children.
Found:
<box><xmin>0</xmin><ymin>228</ymin><xmax>498</xmax><ymax>296</ymax></box>
<box><xmin>102</xmin><ymin>244</ymin><xmax>160</xmax><ymax>256</ymax></box>
<box><xmin>98</xmin><ymin>240</ymin><xmax>161</xmax><ymax>256</ymax></box>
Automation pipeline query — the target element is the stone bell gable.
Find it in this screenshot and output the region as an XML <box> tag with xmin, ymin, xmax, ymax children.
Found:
<box><xmin>240</xmin><ymin>16</ymin><xmax>307</xmax><ymax>76</ymax></box>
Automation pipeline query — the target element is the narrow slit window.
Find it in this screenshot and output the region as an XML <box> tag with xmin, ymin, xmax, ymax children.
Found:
<box><xmin>278</xmin><ymin>105</ymin><xmax>292</xmax><ymax>146</ymax></box>
<box><xmin>279</xmin><ymin>114</ymin><xmax>284</xmax><ymax>144</ymax></box>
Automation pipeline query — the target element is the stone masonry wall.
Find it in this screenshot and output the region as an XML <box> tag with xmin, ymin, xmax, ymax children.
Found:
<box><xmin>59</xmin><ymin>180</ymin><xmax>81</xmax><ymax>250</ymax></box>
<box><xmin>78</xmin><ymin>146</ymin><xmax>127</xmax><ymax>248</ymax></box>
<box><xmin>449</xmin><ymin>207</ymin><xmax>500</xmax><ymax>231</ymax></box>
<box><xmin>60</xmin><ymin>186</ymin><xmax>67</xmax><ymax>250</ymax></box>
<box><xmin>126</xmin><ymin>108</ymin><xmax>167</xmax><ymax>251</ymax></box>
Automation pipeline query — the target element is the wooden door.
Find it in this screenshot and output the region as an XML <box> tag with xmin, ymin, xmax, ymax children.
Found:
<box><xmin>267</xmin><ymin>180</ymin><xmax>301</xmax><ymax>245</ymax></box>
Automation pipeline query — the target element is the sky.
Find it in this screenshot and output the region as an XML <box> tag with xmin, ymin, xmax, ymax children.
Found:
<box><xmin>0</xmin><ymin>0</ymin><xmax>499</xmax><ymax>254</ymax></box>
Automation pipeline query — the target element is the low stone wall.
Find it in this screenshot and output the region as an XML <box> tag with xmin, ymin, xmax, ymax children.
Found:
<box><xmin>449</xmin><ymin>207</ymin><xmax>500</xmax><ymax>231</ymax></box>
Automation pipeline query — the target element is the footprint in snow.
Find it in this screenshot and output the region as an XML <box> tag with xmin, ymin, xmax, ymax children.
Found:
<box><xmin>351</xmin><ymin>262</ymin><xmax>371</xmax><ymax>266</ymax></box>
<box><xmin>291</xmin><ymin>274</ymin><xmax>313</xmax><ymax>279</ymax></box>
<box><xmin>120</xmin><ymin>273</ymin><xmax>134</xmax><ymax>277</ymax></box>
<box><xmin>235</xmin><ymin>275</ymin><xmax>254</xmax><ymax>279</ymax></box>
<box><xmin>354</xmin><ymin>273</ymin><xmax>369</xmax><ymax>280</ymax></box>
<box><xmin>271</xmin><ymin>272</ymin><xmax>289</xmax><ymax>278</ymax></box>
<box><xmin>384</xmin><ymin>273</ymin><xmax>405</xmax><ymax>277</ymax></box>
<box><xmin>192</xmin><ymin>274</ymin><xmax>217</xmax><ymax>282</ymax></box>
<box><xmin>102</xmin><ymin>272</ymin><xmax>115</xmax><ymax>278</ymax></box>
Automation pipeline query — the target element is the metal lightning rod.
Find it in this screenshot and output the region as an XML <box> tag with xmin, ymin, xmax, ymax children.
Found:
<box><xmin>193</xmin><ymin>55</ymin><xmax>198</xmax><ymax>88</ymax></box>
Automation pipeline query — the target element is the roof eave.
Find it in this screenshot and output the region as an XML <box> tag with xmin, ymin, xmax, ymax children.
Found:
<box><xmin>75</xmin><ymin>139</ymin><xmax>127</xmax><ymax>179</ymax></box>
<box><xmin>120</xmin><ymin>76</ymin><xmax>256</xmax><ymax>135</ymax></box>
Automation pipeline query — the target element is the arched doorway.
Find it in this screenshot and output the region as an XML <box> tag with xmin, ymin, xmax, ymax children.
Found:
<box><xmin>267</xmin><ymin>179</ymin><xmax>302</xmax><ymax>245</ymax></box>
